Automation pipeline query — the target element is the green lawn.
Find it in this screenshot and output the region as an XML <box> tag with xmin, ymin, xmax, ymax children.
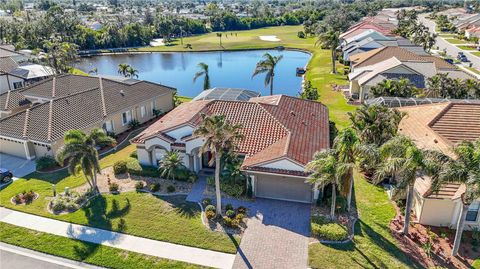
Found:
<box><xmin>309</xmin><ymin>172</ymin><xmax>421</xmax><ymax>269</ymax></box>
<box><xmin>465</xmin><ymin>66</ymin><xmax>480</xmax><ymax>75</ymax></box>
<box><xmin>0</xmin><ymin>222</ymin><xmax>203</xmax><ymax>269</ymax></box>
<box><xmin>472</xmin><ymin>51</ymin><xmax>480</xmax><ymax>57</ymax></box>
<box><xmin>0</xmin><ymin>145</ymin><xmax>239</xmax><ymax>254</ymax></box>
<box><xmin>457</xmin><ymin>45</ymin><xmax>478</xmax><ymax>51</ymax></box>
<box><xmin>444</xmin><ymin>38</ymin><xmax>473</xmax><ymax>45</ymax></box>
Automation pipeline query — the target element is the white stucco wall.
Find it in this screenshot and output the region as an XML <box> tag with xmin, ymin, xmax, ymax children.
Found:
<box><xmin>165</xmin><ymin>125</ymin><xmax>194</xmax><ymax>140</ymax></box>
<box><xmin>137</xmin><ymin>148</ymin><xmax>151</xmax><ymax>166</ymax></box>
<box><xmin>145</xmin><ymin>137</ymin><xmax>172</xmax><ymax>152</ymax></box>
<box><xmin>0</xmin><ymin>75</ymin><xmax>24</xmax><ymax>94</ymax></box>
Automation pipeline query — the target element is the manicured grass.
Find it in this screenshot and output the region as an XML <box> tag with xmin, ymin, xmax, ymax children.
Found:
<box><xmin>471</xmin><ymin>51</ymin><xmax>480</xmax><ymax>57</ymax></box>
<box><xmin>178</xmin><ymin>95</ymin><xmax>193</xmax><ymax>103</ymax></box>
<box><xmin>309</xmin><ymin>172</ymin><xmax>421</xmax><ymax>269</ymax></box>
<box><xmin>0</xmin><ymin>145</ymin><xmax>239</xmax><ymax>254</ymax></box>
<box><xmin>473</xmin><ymin>259</ymin><xmax>480</xmax><ymax>268</ymax></box>
<box><xmin>444</xmin><ymin>38</ymin><xmax>472</xmax><ymax>45</ymax></box>
<box><xmin>0</xmin><ymin>222</ymin><xmax>204</xmax><ymax>269</ymax></box>
<box><xmin>457</xmin><ymin>45</ymin><xmax>478</xmax><ymax>50</ymax></box>
<box><xmin>465</xmin><ymin>66</ymin><xmax>480</xmax><ymax>75</ymax></box>
<box><xmin>69</xmin><ymin>68</ymin><xmax>90</xmax><ymax>76</ymax></box>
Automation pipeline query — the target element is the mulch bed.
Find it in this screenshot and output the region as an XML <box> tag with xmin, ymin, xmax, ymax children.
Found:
<box><xmin>10</xmin><ymin>192</ymin><xmax>39</xmax><ymax>205</ymax></box>
<box><xmin>390</xmin><ymin>204</ymin><xmax>479</xmax><ymax>268</ymax></box>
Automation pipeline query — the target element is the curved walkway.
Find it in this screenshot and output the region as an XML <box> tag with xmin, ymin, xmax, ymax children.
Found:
<box><xmin>0</xmin><ymin>207</ymin><xmax>235</xmax><ymax>269</ymax></box>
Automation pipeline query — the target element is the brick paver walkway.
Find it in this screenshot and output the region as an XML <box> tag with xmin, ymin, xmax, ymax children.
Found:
<box><xmin>230</xmin><ymin>199</ymin><xmax>311</xmax><ymax>269</ymax></box>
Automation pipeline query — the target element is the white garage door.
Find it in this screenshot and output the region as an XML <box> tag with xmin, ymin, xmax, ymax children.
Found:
<box><xmin>256</xmin><ymin>174</ymin><xmax>312</xmax><ymax>203</ymax></box>
<box><xmin>0</xmin><ymin>138</ymin><xmax>27</xmax><ymax>159</ymax></box>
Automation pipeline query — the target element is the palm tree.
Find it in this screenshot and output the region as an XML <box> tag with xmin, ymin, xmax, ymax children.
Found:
<box><xmin>118</xmin><ymin>63</ymin><xmax>130</xmax><ymax>77</ymax></box>
<box><xmin>193</xmin><ymin>114</ymin><xmax>243</xmax><ymax>216</ymax></box>
<box><xmin>126</xmin><ymin>66</ymin><xmax>138</xmax><ymax>78</ymax></box>
<box><xmin>158</xmin><ymin>151</ymin><xmax>184</xmax><ymax>181</ymax></box>
<box><xmin>216</xmin><ymin>32</ymin><xmax>222</xmax><ymax>47</ymax></box>
<box><xmin>431</xmin><ymin>139</ymin><xmax>480</xmax><ymax>256</ymax></box>
<box><xmin>374</xmin><ymin>135</ymin><xmax>425</xmax><ymax>235</ymax></box>
<box><xmin>306</xmin><ymin>150</ymin><xmax>351</xmax><ymax>218</ymax></box>
<box><xmin>56</xmin><ymin>129</ymin><xmax>115</xmax><ymax>194</ymax></box>
<box><xmin>333</xmin><ymin>128</ymin><xmax>359</xmax><ymax>212</ymax></box>
<box><xmin>426</xmin><ymin>75</ymin><xmax>442</xmax><ymax>98</ymax></box>
<box><xmin>252</xmin><ymin>52</ymin><xmax>283</xmax><ymax>96</ymax></box>
<box><xmin>193</xmin><ymin>62</ymin><xmax>211</xmax><ymax>90</ymax></box>
<box><xmin>316</xmin><ymin>30</ymin><xmax>339</xmax><ymax>74</ymax></box>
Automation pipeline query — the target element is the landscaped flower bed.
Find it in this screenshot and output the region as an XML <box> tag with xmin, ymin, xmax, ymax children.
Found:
<box><xmin>11</xmin><ymin>191</ymin><xmax>39</xmax><ymax>205</ymax></box>
<box><xmin>202</xmin><ymin>199</ymin><xmax>248</xmax><ymax>235</ymax></box>
<box><xmin>48</xmin><ymin>191</ymin><xmax>94</xmax><ymax>214</ymax></box>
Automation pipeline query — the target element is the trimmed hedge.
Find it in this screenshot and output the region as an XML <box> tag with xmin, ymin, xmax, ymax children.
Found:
<box><xmin>113</xmin><ymin>160</ymin><xmax>128</xmax><ymax>175</ymax></box>
<box><xmin>311</xmin><ymin>216</ymin><xmax>348</xmax><ymax>241</ymax></box>
<box><xmin>36</xmin><ymin>156</ymin><xmax>58</xmax><ymax>171</ymax></box>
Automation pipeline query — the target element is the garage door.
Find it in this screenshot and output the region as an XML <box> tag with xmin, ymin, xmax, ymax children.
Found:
<box><xmin>0</xmin><ymin>138</ymin><xmax>27</xmax><ymax>158</ymax></box>
<box><xmin>256</xmin><ymin>174</ymin><xmax>312</xmax><ymax>203</ymax></box>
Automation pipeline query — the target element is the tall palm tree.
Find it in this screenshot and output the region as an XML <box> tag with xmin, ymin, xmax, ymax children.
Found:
<box><xmin>306</xmin><ymin>150</ymin><xmax>351</xmax><ymax>218</ymax></box>
<box><xmin>158</xmin><ymin>151</ymin><xmax>184</xmax><ymax>181</ymax></box>
<box><xmin>374</xmin><ymin>135</ymin><xmax>425</xmax><ymax>235</ymax></box>
<box><xmin>252</xmin><ymin>52</ymin><xmax>283</xmax><ymax>96</ymax></box>
<box><xmin>193</xmin><ymin>62</ymin><xmax>211</xmax><ymax>90</ymax></box>
<box><xmin>126</xmin><ymin>66</ymin><xmax>139</xmax><ymax>78</ymax></box>
<box><xmin>193</xmin><ymin>114</ymin><xmax>243</xmax><ymax>215</ymax></box>
<box><xmin>333</xmin><ymin>128</ymin><xmax>359</xmax><ymax>212</ymax></box>
<box><xmin>431</xmin><ymin>139</ymin><xmax>480</xmax><ymax>256</ymax></box>
<box><xmin>118</xmin><ymin>63</ymin><xmax>130</xmax><ymax>77</ymax></box>
<box><xmin>216</xmin><ymin>32</ymin><xmax>222</xmax><ymax>47</ymax></box>
<box><xmin>316</xmin><ymin>30</ymin><xmax>339</xmax><ymax>74</ymax></box>
<box><xmin>56</xmin><ymin>129</ymin><xmax>115</xmax><ymax>194</ymax></box>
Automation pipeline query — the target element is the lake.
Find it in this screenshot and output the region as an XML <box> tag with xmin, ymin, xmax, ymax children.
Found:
<box><xmin>76</xmin><ymin>50</ymin><xmax>311</xmax><ymax>97</ymax></box>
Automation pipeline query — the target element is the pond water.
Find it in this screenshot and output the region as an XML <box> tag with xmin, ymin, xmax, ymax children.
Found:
<box><xmin>76</xmin><ymin>49</ymin><xmax>310</xmax><ymax>97</ymax></box>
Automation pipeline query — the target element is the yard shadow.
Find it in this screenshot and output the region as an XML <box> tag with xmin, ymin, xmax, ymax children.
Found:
<box><xmin>152</xmin><ymin>194</ymin><xmax>196</xmax><ymax>218</ymax></box>
<box><xmin>228</xmin><ymin>233</ymin><xmax>251</xmax><ymax>268</ymax></box>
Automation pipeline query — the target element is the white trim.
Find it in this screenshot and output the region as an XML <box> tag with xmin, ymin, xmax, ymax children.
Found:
<box><xmin>245</xmin><ymin>170</ymin><xmax>308</xmax><ymax>179</ymax></box>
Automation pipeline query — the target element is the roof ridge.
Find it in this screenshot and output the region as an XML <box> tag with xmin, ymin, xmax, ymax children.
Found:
<box><xmin>22</xmin><ymin>108</ymin><xmax>30</xmax><ymax>139</ymax></box>
<box><xmin>4</xmin><ymin>90</ymin><xmax>10</xmax><ymax>110</ymax></box>
<box><xmin>51</xmin><ymin>76</ymin><xmax>56</xmax><ymax>98</ymax></box>
<box><xmin>99</xmin><ymin>77</ymin><xmax>107</xmax><ymax>117</ymax></box>
<box><xmin>47</xmin><ymin>100</ymin><xmax>54</xmax><ymax>142</ymax></box>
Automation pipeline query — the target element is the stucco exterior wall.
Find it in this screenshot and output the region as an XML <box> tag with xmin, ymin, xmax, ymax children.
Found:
<box><xmin>0</xmin><ymin>74</ymin><xmax>24</xmax><ymax>94</ymax></box>
<box><xmin>418</xmin><ymin>198</ymin><xmax>457</xmax><ymax>227</ymax></box>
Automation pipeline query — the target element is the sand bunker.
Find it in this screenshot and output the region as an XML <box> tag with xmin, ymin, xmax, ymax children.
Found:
<box><xmin>259</xmin><ymin>35</ymin><xmax>281</xmax><ymax>42</ymax></box>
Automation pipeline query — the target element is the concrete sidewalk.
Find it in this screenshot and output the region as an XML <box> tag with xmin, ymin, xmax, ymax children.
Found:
<box><xmin>0</xmin><ymin>208</ymin><xmax>235</xmax><ymax>269</ymax></box>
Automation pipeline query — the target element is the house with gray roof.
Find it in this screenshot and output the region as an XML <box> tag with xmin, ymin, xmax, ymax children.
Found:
<box><xmin>0</xmin><ymin>57</ymin><xmax>55</xmax><ymax>94</ymax></box>
<box><xmin>0</xmin><ymin>74</ymin><xmax>176</xmax><ymax>160</ymax></box>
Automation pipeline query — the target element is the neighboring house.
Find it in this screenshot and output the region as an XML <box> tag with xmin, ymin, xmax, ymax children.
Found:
<box><xmin>0</xmin><ymin>45</ymin><xmax>29</xmax><ymax>62</ymax></box>
<box><xmin>398</xmin><ymin>102</ymin><xmax>480</xmax><ymax>230</ymax></box>
<box><xmin>132</xmin><ymin>95</ymin><xmax>330</xmax><ymax>203</ymax></box>
<box><xmin>0</xmin><ymin>60</ymin><xmax>55</xmax><ymax>94</ymax></box>
<box><xmin>348</xmin><ymin>53</ymin><xmax>474</xmax><ymax>102</ymax></box>
<box><xmin>0</xmin><ymin>74</ymin><xmax>176</xmax><ymax>160</ymax></box>
<box><xmin>340</xmin><ymin>20</ymin><xmax>395</xmax><ymax>40</ymax></box>
<box><xmin>465</xmin><ymin>26</ymin><xmax>480</xmax><ymax>39</ymax></box>
<box><xmin>454</xmin><ymin>13</ymin><xmax>480</xmax><ymax>31</ymax></box>
<box><xmin>192</xmin><ymin>87</ymin><xmax>260</xmax><ymax>101</ymax></box>
<box><xmin>86</xmin><ymin>21</ymin><xmax>103</xmax><ymax>31</ymax></box>
<box><xmin>341</xmin><ymin>29</ymin><xmax>394</xmax><ymax>48</ymax></box>
<box><xmin>342</xmin><ymin>37</ymin><xmax>426</xmax><ymax>62</ymax></box>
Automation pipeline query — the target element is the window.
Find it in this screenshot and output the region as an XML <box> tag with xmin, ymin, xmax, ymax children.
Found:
<box><xmin>121</xmin><ymin>111</ymin><xmax>132</xmax><ymax>126</ymax></box>
<box><xmin>141</xmin><ymin>106</ymin><xmax>146</xmax><ymax>118</ymax></box>
<box><xmin>104</xmin><ymin>120</ymin><xmax>114</xmax><ymax>132</ymax></box>
<box><xmin>13</xmin><ymin>81</ymin><xmax>23</xmax><ymax>89</ymax></box>
<box><xmin>466</xmin><ymin>201</ymin><xmax>480</xmax><ymax>222</ymax></box>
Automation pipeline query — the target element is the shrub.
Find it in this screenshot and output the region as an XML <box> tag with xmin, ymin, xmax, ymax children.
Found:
<box><xmin>311</xmin><ymin>223</ymin><xmax>348</xmax><ymax>241</ymax></box>
<box><xmin>202</xmin><ymin>198</ymin><xmax>212</xmax><ymax>206</ymax></box>
<box><xmin>235</xmin><ymin>213</ymin><xmax>245</xmax><ymax>222</ymax></box>
<box><xmin>128</xmin><ymin>119</ymin><xmax>140</xmax><ymax>129</ymax></box>
<box><xmin>311</xmin><ymin>215</ymin><xmax>330</xmax><ymax>225</ymax></box>
<box><xmin>109</xmin><ymin>183</ymin><xmax>119</xmax><ymax>193</ymax></box>
<box><xmin>13</xmin><ymin>194</ymin><xmax>21</xmax><ymax>204</ymax></box>
<box><xmin>221</xmin><ymin>182</ymin><xmax>244</xmax><ymax>197</ymax></box>
<box><xmin>135</xmin><ymin>181</ymin><xmax>144</xmax><ymax>191</ymax></box>
<box><xmin>225</xmin><ymin>204</ymin><xmax>234</xmax><ymax>211</ymax></box>
<box><xmin>149</xmin><ymin>183</ymin><xmax>160</xmax><ymax>192</ymax></box>
<box><xmin>23</xmin><ymin>191</ymin><xmax>36</xmax><ymax>203</ymax></box>
<box><xmin>205</xmin><ymin>205</ymin><xmax>216</xmax><ymax>213</ymax></box>
<box><xmin>175</xmin><ymin>167</ymin><xmax>197</xmax><ymax>182</ymax></box>
<box><xmin>236</xmin><ymin>206</ymin><xmax>247</xmax><ymax>214</ymax></box>
<box><xmin>51</xmin><ymin>200</ymin><xmax>65</xmax><ymax>212</ymax></box>
<box><xmin>226</xmin><ymin>209</ymin><xmax>236</xmax><ymax>218</ymax></box>
<box><xmin>126</xmin><ymin>159</ymin><xmax>158</xmax><ymax>177</ymax></box>
<box><xmin>297</xmin><ymin>31</ymin><xmax>306</xmax><ymax>38</ymax></box>
<box><xmin>205</xmin><ymin>210</ymin><xmax>216</xmax><ymax>219</ymax></box>
<box><xmin>65</xmin><ymin>201</ymin><xmax>78</xmax><ymax>211</ymax></box>
<box><xmin>36</xmin><ymin>156</ymin><xmax>58</xmax><ymax>171</ymax></box>
<box><xmin>113</xmin><ymin>160</ymin><xmax>128</xmax><ymax>175</ymax></box>
<box><xmin>222</xmin><ymin>216</ymin><xmax>240</xmax><ymax>228</ymax></box>
<box><xmin>167</xmin><ymin>185</ymin><xmax>176</xmax><ymax>193</ymax></box>
<box><xmin>129</xmin><ymin>151</ymin><xmax>138</xmax><ymax>159</ymax></box>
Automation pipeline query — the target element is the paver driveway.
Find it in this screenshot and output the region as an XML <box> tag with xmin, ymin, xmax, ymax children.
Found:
<box><xmin>0</xmin><ymin>153</ymin><xmax>35</xmax><ymax>178</ymax></box>
<box><xmin>230</xmin><ymin>198</ymin><xmax>311</xmax><ymax>269</ymax></box>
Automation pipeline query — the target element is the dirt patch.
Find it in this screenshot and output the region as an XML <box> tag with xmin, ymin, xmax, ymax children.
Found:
<box><xmin>390</xmin><ymin>204</ymin><xmax>479</xmax><ymax>268</ymax></box>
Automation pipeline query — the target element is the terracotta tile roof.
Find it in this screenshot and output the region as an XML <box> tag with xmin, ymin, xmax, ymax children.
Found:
<box><xmin>134</xmin><ymin>96</ymin><xmax>330</xmax><ymax>170</ymax></box>
<box><xmin>0</xmin><ymin>74</ymin><xmax>176</xmax><ymax>143</ymax></box>
<box><xmin>351</xmin><ymin>47</ymin><xmax>454</xmax><ymax>70</ymax></box>
<box><xmin>340</xmin><ymin>21</ymin><xmax>394</xmax><ymax>39</ymax></box>
<box><xmin>399</xmin><ymin>103</ymin><xmax>480</xmax><ymax>200</ymax></box>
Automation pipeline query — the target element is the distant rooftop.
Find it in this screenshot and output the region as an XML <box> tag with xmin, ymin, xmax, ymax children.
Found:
<box><xmin>192</xmin><ymin>87</ymin><xmax>260</xmax><ymax>101</ymax></box>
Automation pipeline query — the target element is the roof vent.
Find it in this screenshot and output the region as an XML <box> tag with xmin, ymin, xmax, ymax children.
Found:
<box><xmin>120</xmin><ymin>90</ymin><xmax>125</xmax><ymax>96</ymax></box>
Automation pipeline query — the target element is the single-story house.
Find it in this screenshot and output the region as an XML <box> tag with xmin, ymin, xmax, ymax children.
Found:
<box><xmin>465</xmin><ymin>26</ymin><xmax>480</xmax><ymax>39</ymax></box>
<box><xmin>0</xmin><ymin>74</ymin><xmax>176</xmax><ymax>160</ymax></box>
<box><xmin>341</xmin><ymin>29</ymin><xmax>394</xmax><ymax>49</ymax></box>
<box><xmin>348</xmin><ymin>55</ymin><xmax>474</xmax><ymax>102</ymax></box>
<box><xmin>132</xmin><ymin>95</ymin><xmax>330</xmax><ymax>203</ymax></box>
<box><xmin>0</xmin><ymin>58</ymin><xmax>55</xmax><ymax>94</ymax></box>
<box><xmin>398</xmin><ymin>102</ymin><xmax>480</xmax><ymax>230</ymax></box>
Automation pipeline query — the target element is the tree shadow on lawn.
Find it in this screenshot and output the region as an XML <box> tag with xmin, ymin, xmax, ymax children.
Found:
<box><xmin>152</xmin><ymin>194</ymin><xmax>197</xmax><ymax>218</ymax></box>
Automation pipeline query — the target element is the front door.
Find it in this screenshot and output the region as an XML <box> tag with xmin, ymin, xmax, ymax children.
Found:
<box><xmin>202</xmin><ymin>152</ymin><xmax>215</xmax><ymax>168</ymax></box>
